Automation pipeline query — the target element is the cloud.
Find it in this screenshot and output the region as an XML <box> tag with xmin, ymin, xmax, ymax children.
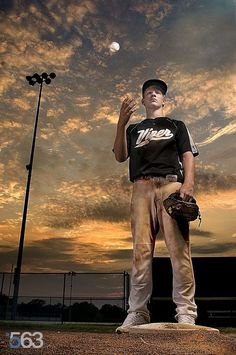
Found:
<box><xmin>0</xmin><ymin>237</ymin><xmax>96</xmax><ymax>272</ymax></box>
<box><xmin>0</xmin><ymin>225</ymin><xmax>132</xmax><ymax>272</ymax></box>
<box><xmin>198</xmin><ymin>189</ymin><xmax>236</xmax><ymax>210</ymax></box>
<box><xmin>37</xmin><ymin>167</ymin><xmax>236</xmax><ymax>231</ymax></box>
<box><xmin>0</xmin><ymin>74</ymin><xmax>16</xmax><ymax>95</ymax></box>
<box><xmin>39</xmin><ymin>175</ymin><xmax>131</xmax><ymax>228</ymax></box>
<box><xmin>197</xmin><ymin>121</ymin><xmax>236</xmax><ymax>147</ymax></box>
<box><xmin>0</xmin><ymin>120</ymin><xmax>22</xmax><ymax>129</ymax></box>
<box><xmin>190</xmin><ymin>229</ymin><xmax>213</xmax><ymax>237</ymax></box>
<box><xmin>195</xmin><ymin>165</ymin><xmax>236</xmax><ymax>193</ymax></box>
<box><xmin>0</xmin><ymin>181</ymin><xmax>25</xmax><ymax>206</ymax></box>
<box><xmin>75</xmin><ymin>96</ymin><xmax>92</xmax><ymax>109</ymax></box>
<box><xmin>131</xmin><ymin>0</ymin><xmax>172</xmax><ymax>29</ymax></box>
<box><xmin>104</xmin><ymin>248</ymin><xmax>132</xmax><ymax>261</ymax></box>
<box><xmin>192</xmin><ymin>242</ymin><xmax>236</xmax><ymax>255</ymax></box>
<box><xmin>13</xmin><ymin>98</ymin><xmax>31</xmax><ymax>111</ymax></box>
<box><xmin>47</xmin><ymin>108</ymin><xmax>64</xmax><ymax>118</ymax></box>
<box><xmin>0</xmin><ymin>3</ymin><xmax>77</xmax><ymax>73</ymax></box>
<box><xmin>60</xmin><ymin>117</ymin><xmax>92</xmax><ymax>135</ymax></box>
<box><xmin>158</xmin><ymin>65</ymin><xmax>236</xmax><ymax>126</ymax></box>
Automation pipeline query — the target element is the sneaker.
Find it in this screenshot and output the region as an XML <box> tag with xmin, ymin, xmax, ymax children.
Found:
<box><xmin>116</xmin><ymin>312</ymin><xmax>150</xmax><ymax>333</ymax></box>
<box><xmin>177</xmin><ymin>314</ymin><xmax>195</xmax><ymax>325</ymax></box>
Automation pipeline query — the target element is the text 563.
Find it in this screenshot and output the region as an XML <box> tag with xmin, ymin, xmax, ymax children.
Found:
<box><xmin>7</xmin><ymin>331</ymin><xmax>44</xmax><ymax>349</ymax></box>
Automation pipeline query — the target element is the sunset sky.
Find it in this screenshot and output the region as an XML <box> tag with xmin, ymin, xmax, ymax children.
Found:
<box><xmin>0</xmin><ymin>0</ymin><xmax>236</xmax><ymax>275</ymax></box>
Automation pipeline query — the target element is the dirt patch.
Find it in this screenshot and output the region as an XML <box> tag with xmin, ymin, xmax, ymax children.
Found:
<box><xmin>1</xmin><ymin>329</ymin><xmax>236</xmax><ymax>354</ymax></box>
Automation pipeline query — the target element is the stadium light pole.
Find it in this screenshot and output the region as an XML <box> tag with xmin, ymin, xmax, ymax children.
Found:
<box><xmin>11</xmin><ymin>72</ymin><xmax>56</xmax><ymax>320</ymax></box>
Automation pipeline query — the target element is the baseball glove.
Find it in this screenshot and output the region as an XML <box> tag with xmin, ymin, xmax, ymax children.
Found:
<box><xmin>163</xmin><ymin>192</ymin><xmax>201</xmax><ymax>223</ymax></box>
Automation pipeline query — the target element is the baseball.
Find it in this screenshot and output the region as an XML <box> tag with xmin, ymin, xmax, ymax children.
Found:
<box><xmin>109</xmin><ymin>41</ymin><xmax>120</xmax><ymax>52</ymax></box>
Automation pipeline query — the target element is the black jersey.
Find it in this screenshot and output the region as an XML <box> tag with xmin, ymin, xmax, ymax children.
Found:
<box><xmin>126</xmin><ymin>117</ymin><xmax>199</xmax><ymax>182</ymax></box>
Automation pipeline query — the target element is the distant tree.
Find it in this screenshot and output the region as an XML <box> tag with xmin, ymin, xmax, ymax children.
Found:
<box><xmin>70</xmin><ymin>302</ymin><xmax>99</xmax><ymax>322</ymax></box>
<box><xmin>0</xmin><ymin>294</ymin><xmax>9</xmax><ymax>319</ymax></box>
<box><xmin>18</xmin><ymin>298</ymin><xmax>46</xmax><ymax>317</ymax></box>
<box><xmin>28</xmin><ymin>299</ymin><xmax>46</xmax><ymax>307</ymax></box>
<box><xmin>100</xmin><ymin>304</ymin><xmax>124</xmax><ymax>322</ymax></box>
<box><xmin>43</xmin><ymin>303</ymin><xmax>62</xmax><ymax>318</ymax></box>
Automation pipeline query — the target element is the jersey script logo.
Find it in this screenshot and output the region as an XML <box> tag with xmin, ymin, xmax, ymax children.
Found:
<box><xmin>135</xmin><ymin>128</ymin><xmax>173</xmax><ymax>148</ymax></box>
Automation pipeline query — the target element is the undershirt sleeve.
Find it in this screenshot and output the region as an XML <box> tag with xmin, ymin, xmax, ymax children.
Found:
<box><xmin>176</xmin><ymin>121</ymin><xmax>199</xmax><ymax>157</ymax></box>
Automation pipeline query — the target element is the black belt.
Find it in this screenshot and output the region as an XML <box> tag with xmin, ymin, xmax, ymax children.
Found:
<box><xmin>134</xmin><ymin>174</ymin><xmax>178</xmax><ymax>183</ymax></box>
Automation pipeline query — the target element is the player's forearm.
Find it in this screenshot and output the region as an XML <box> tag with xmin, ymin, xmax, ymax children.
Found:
<box><xmin>182</xmin><ymin>151</ymin><xmax>195</xmax><ymax>187</ymax></box>
<box><xmin>113</xmin><ymin>123</ymin><xmax>128</xmax><ymax>162</ymax></box>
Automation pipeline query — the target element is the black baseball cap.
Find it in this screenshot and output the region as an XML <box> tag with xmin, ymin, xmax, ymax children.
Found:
<box><xmin>142</xmin><ymin>79</ymin><xmax>168</xmax><ymax>96</ymax></box>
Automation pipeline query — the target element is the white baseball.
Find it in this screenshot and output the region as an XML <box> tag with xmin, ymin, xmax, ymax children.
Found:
<box><xmin>109</xmin><ymin>41</ymin><xmax>120</xmax><ymax>52</ymax></box>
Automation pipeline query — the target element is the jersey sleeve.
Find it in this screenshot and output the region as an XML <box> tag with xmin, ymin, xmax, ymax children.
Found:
<box><xmin>126</xmin><ymin>124</ymin><xmax>135</xmax><ymax>157</ymax></box>
<box><xmin>176</xmin><ymin>121</ymin><xmax>199</xmax><ymax>157</ymax></box>
<box><xmin>112</xmin><ymin>124</ymin><xmax>133</xmax><ymax>155</ymax></box>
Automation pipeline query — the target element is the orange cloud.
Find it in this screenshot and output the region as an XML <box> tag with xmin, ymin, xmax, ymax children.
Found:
<box><xmin>159</xmin><ymin>65</ymin><xmax>236</xmax><ymax>123</ymax></box>
<box><xmin>0</xmin><ymin>75</ymin><xmax>16</xmax><ymax>95</ymax></box>
<box><xmin>197</xmin><ymin>121</ymin><xmax>236</xmax><ymax>147</ymax></box>
<box><xmin>198</xmin><ymin>189</ymin><xmax>236</xmax><ymax>210</ymax></box>
<box><xmin>13</xmin><ymin>98</ymin><xmax>31</xmax><ymax>111</ymax></box>
<box><xmin>0</xmin><ymin>120</ymin><xmax>22</xmax><ymax>129</ymax></box>
<box><xmin>60</xmin><ymin>118</ymin><xmax>92</xmax><ymax>135</ymax></box>
<box><xmin>0</xmin><ymin>181</ymin><xmax>25</xmax><ymax>206</ymax></box>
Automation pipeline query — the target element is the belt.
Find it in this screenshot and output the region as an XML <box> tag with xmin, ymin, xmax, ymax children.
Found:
<box><xmin>134</xmin><ymin>174</ymin><xmax>178</xmax><ymax>183</ymax></box>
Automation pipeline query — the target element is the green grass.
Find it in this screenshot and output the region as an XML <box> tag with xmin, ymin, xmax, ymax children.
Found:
<box><xmin>1</xmin><ymin>321</ymin><xmax>235</xmax><ymax>334</ymax></box>
<box><xmin>0</xmin><ymin>321</ymin><xmax>118</xmax><ymax>333</ymax></box>
<box><xmin>218</xmin><ymin>327</ymin><xmax>236</xmax><ymax>334</ymax></box>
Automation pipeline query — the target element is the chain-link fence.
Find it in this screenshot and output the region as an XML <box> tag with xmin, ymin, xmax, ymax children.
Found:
<box><xmin>0</xmin><ymin>271</ymin><xmax>129</xmax><ymax>322</ymax></box>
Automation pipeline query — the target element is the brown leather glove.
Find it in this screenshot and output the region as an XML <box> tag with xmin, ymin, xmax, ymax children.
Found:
<box><xmin>163</xmin><ymin>192</ymin><xmax>201</xmax><ymax>223</ymax></box>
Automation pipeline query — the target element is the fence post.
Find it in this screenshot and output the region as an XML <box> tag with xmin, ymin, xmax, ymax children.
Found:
<box><xmin>61</xmin><ymin>273</ymin><xmax>66</xmax><ymax>324</ymax></box>
<box><xmin>123</xmin><ymin>271</ymin><xmax>130</xmax><ymax>313</ymax></box>
<box><xmin>0</xmin><ymin>272</ymin><xmax>5</xmax><ymax>320</ymax></box>
<box><xmin>6</xmin><ymin>268</ymin><xmax>14</xmax><ymax>320</ymax></box>
<box><xmin>0</xmin><ymin>272</ymin><xmax>5</xmax><ymax>296</ymax></box>
<box><xmin>125</xmin><ymin>272</ymin><xmax>130</xmax><ymax>312</ymax></box>
<box><xmin>123</xmin><ymin>271</ymin><xmax>125</xmax><ymax>313</ymax></box>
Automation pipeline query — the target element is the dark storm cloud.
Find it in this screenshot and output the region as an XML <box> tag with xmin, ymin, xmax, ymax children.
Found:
<box><xmin>197</xmin><ymin>133</ymin><xmax>236</xmax><ymax>175</ymax></box>
<box><xmin>90</xmin><ymin>198</ymin><xmax>130</xmax><ymax>222</ymax></box>
<box><xmin>40</xmin><ymin>165</ymin><xmax>236</xmax><ymax>229</ymax></box>
<box><xmin>190</xmin><ymin>229</ymin><xmax>214</xmax><ymax>238</ymax></box>
<box><xmin>195</xmin><ymin>168</ymin><xmax>236</xmax><ymax>194</ymax></box>
<box><xmin>0</xmin><ymin>237</ymin><xmax>78</xmax><ymax>272</ymax></box>
<box><xmin>0</xmin><ymin>237</ymin><xmax>119</xmax><ymax>272</ymax></box>
<box><xmin>192</xmin><ymin>242</ymin><xmax>236</xmax><ymax>255</ymax></box>
<box><xmin>0</xmin><ymin>0</ymin><xmax>14</xmax><ymax>11</ymax></box>
<box><xmin>0</xmin><ymin>245</ymin><xmax>12</xmax><ymax>250</ymax></box>
<box><xmin>159</xmin><ymin>0</ymin><xmax>236</xmax><ymax>70</ymax></box>
<box><xmin>104</xmin><ymin>249</ymin><xmax>132</xmax><ymax>260</ymax></box>
<box><xmin>38</xmin><ymin>173</ymin><xmax>132</xmax><ymax>229</ymax></box>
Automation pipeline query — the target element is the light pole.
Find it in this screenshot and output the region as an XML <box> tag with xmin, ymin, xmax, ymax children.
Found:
<box><xmin>11</xmin><ymin>72</ymin><xmax>56</xmax><ymax>320</ymax></box>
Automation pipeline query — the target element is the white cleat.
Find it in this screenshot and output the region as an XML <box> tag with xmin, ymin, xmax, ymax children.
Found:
<box><xmin>116</xmin><ymin>312</ymin><xmax>150</xmax><ymax>334</ymax></box>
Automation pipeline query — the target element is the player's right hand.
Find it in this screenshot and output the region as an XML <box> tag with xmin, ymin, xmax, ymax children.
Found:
<box><xmin>118</xmin><ymin>97</ymin><xmax>137</xmax><ymax>126</ymax></box>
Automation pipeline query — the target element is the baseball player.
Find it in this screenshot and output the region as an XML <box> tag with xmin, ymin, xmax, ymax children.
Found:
<box><xmin>113</xmin><ymin>79</ymin><xmax>199</xmax><ymax>333</ymax></box>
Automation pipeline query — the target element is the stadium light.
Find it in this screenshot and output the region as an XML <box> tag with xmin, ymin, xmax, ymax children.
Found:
<box><xmin>11</xmin><ymin>72</ymin><xmax>56</xmax><ymax>320</ymax></box>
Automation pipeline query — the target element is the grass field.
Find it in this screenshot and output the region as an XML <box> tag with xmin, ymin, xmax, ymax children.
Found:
<box><xmin>0</xmin><ymin>321</ymin><xmax>235</xmax><ymax>334</ymax></box>
<box><xmin>0</xmin><ymin>321</ymin><xmax>118</xmax><ymax>333</ymax></box>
